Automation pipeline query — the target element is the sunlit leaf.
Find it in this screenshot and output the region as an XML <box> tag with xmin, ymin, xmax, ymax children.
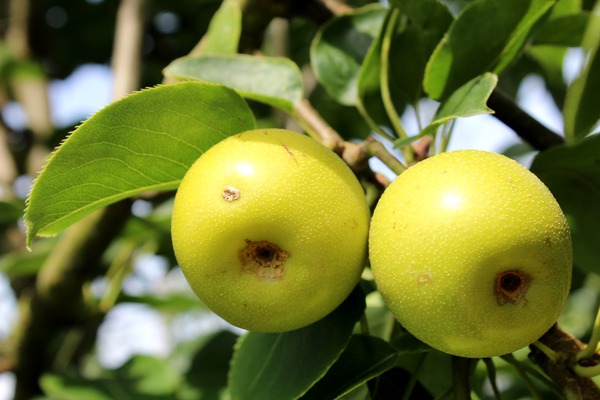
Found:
<box><xmin>424</xmin><ymin>0</ymin><xmax>556</xmax><ymax>100</ymax></box>
<box><xmin>417</xmin><ymin>72</ymin><xmax>497</xmax><ymax>139</ymax></box>
<box><xmin>25</xmin><ymin>82</ymin><xmax>255</xmax><ymax>246</ymax></box>
<box><xmin>201</xmin><ymin>0</ymin><xmax>242</xmax><ymax>55</ymax></box>
<box><xmin>164</xmin><ymin>54</ymin><xmax>303</xmax><ymax>111</ymax></box>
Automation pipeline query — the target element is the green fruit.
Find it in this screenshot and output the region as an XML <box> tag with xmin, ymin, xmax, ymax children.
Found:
<box><xmin>369</xmin><ymin>150</ymin><xmax>572</xmax><ymax>358</ymax></box>
<box><xmin>171</xmin><ymin>129</ymin><xmax>370</xmax><ymax>332</ymax></box>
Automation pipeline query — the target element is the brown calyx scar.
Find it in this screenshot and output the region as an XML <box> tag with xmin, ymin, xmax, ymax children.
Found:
<box><xmin>239</xmin><ymin>240</ymin><xmax>290</xmax><ymax>279</ymax></box>
<box><xmin>222</xmin><ymin>186</ymin><xmax>240</xmax><ymax>201</ymax></box>
<box><xmin>495</xmin><ymin>270</ymin><xmax>532</xmax><ymax>305</ymax></box>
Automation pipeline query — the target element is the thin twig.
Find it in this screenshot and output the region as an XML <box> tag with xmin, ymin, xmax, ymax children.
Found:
<box><xmin>362</xmin><ymin>137</ymin><xmax>407</xmax><ymax>176</ymax></box>
<box><xmin>292</xmin><ymin>98</ymin><xmax>344</xmax><ymax>149</ymax></box>
<box><xmin>487</xmin><ymin>88</ymin><xmax>564</xmax><ymax>151</ymax></box>
<box><xmin>576</xmin><ymin>305</ymin><xmax>600</xmax><ymax>362</ymax></box>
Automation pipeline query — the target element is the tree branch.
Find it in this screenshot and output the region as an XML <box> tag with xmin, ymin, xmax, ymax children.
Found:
<box><xmin>13</xmin><ymin>202</ymin><xmax>132</xmax><ymax>399</ymax></box>
<box><xmin>530</xmin><ymin>324</ymin><xmax>600</xmax><ymax>400</ymax></box>
<box><xmin>488</xmin><ymin>88</ymin><xmax>564</xmax><ymax>151</ymax></box>
<box><xmin>11</xmin><ymin>1</ymin><xmax>148</xmax><ymax>397</ymax></box>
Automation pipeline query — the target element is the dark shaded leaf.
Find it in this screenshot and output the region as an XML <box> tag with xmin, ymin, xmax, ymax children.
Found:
<box><xmin>530</xmin><ymin>134</ymin><xmax>600</xmax><ymax>274</ymax></box>
<box><xmin>228</xmin><ymin>286</ymin><xmax>366</xmax><ymax>400</ymax></box>
<box><xmin>179</xmin><ymin>331</ymin><xmax>238</xmax><ymax>400</ymax></box>
<box><xmin>563</xmin><ymin>3</ymin><xmax>600</xmax><ymax>142</ymax></box>
<box><xmin>311</xmin><ymin>4</ymin><xmax>387</xmax><ymax>106</ymax></box>
<box><xmin>302</xmin><ymin>335</ymin><xmax>399</xmax><ymax>400</ymax></box>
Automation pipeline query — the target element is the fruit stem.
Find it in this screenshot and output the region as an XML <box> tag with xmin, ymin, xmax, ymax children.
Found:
<box><xmin>531</xmin><ymin>341</ymin><xmax>560</xmax><ymax>364</ymax></box>
<box><xmin>380</xmin><ymin>8</ymin><xmax>414</xmax><ymax>164</ymax></box>
<box><xmin>451</xmin><ymin>356</ymin><xmax>476</xmax><ymax>400</ymax></box>
<box><xmin>400</xmin><ymin>352</ymin><xmax>427</xmax><ymax>400</ymax></box>
<box><xmin>362</xmin><ymin>137</ymin><xmax>407</xmax><ymax>176</ymax></box>
<box><xmin>482</xmin><ymin>358</ymin><xmax>502</xmax><ymax>400</ymax></box>
<box><xmin>501</xmin><ymin>354</ymin><xmax>544</xmax><ymax>400</ymax></box>
<box><xmin>576</xmin><ymin>305</ymin><xmax>600</xmax><ymax>362</ymax></box>
<box><xmin>500</xmin><ymin>353</ymin><xmax>560</xmax><ymax>395</ymax></box>
<box><xmin>574</xmin><ymin>363</ymin><xmax>600</xmax><ymax>378</ymax></box>
<box><xmin>359</xmin><ymin>314</ymin><xmax>370</xmax><ymax>336</ymax></box>
<box><xmin>292</xmin><ymin>99</ymin><xmax>344</xmax><ymax>149</ymax></box>
<box><xmin>361</xmin><ymin>176</ymin><xmax>383</xmax><ymax>208</ymax></box>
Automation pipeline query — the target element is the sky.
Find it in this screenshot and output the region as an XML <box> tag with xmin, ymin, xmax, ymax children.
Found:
<box><xmin>0</xmin><ymin>45</ymin><xmax>585</xmax><ymax>398</ymax></box>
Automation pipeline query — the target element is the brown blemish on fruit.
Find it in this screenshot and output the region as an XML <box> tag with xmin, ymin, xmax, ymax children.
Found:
<box><xmin>239</xmin><ymin>240</ymin><xmax>290</xmax><ymax>279</ymax></box>
<box><xmin>417</xmin><ymin>273</ymin><xmax>432</xmax><ymax>286</ymax></box>
<box><xmin>495</xmin><ymin>270</ymin><xmax>532</xmax><ymax>305</ymax></box>
<box><xmin>222</xmin><ymin>186</ymin><xmax>240</xmax><ymax>201</ymax></box>
<box><xmin>282</xmin><ymin>144</ymin><xmax>298</xmax><ymax>165</ymax></box>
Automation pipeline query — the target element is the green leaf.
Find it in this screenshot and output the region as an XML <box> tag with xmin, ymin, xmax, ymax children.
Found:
<box><xmin>357</xmin><ymin>0</ymin><xmax>451</xmax><ymax>136</ymax></box>
<box><xmin>530</xmin><ymin>134</ymin><xmax>600</xmax><ymax>274</ymax></box>
<box><xmin>179</xmin><ymin>331</ymin><xmax>238</xmax><ymax>400</ymax></box>
<box><xmin>228</xmin><ymin>286</ymin><xmax>366</xmax><ymax>400</ymax></box>
<box><xmin>388</xmin><ymin>0</ymin><xmax>454</xmax><ymax>105</ymax></box>
<box><xmin>357</xmin><ymin>9</ymin><xmax>399</xmax><ymax>134</ymax></box>
<box><xmin>424</xmin><ymin>0</ymin><xmax>557</xmax><ymax>100</ymax></box>
<box><xmin>164</xmin><ymin>54</ymin><xmax>303</xmax><ymax>112</ymax></box>
<box><xmin>563</xmin><ymin>2</ymin><xmax>600</xmax><ymax>142</ymax></box>
<box><xmin>308</xmin><ymin>85</ymin><xmax>371</xmax><ymax>140</ymax></box>
<box><xmin>395</xmin><ymin>351</ymin><xmax>452</xmax><ymax>397</ymax></box>
<box><xmin>25</xmin><ymin>82</ymin><xmax>255</xmax><ymax>246</ymax></box>
<box><xmin>40</xmin><ymin>355</ymin><xmax>180</xmax><ymax>400</ymax></box>
<box><xmin>311</xmin><ymin>4</ymin><xmax>387</xmax><ymax>106</ymax></box>
<box><xmin>418</xmin><ymin>72</ymin><xmax>497</xmax><ymax>139</ymax></box>
<box><xmin>201</xmin><ymin>0</ymin><xmax>242</xmax><ymax>55</ymax></box>
<box><xmin>302</xmin><ymin>335</ymin><xmax>399</xmax><ymax>400</ymax></box>
<box><xmin>533</xmin><ymin>12</ymin><xmax>590</xmax><ymax>46</ymax></box>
